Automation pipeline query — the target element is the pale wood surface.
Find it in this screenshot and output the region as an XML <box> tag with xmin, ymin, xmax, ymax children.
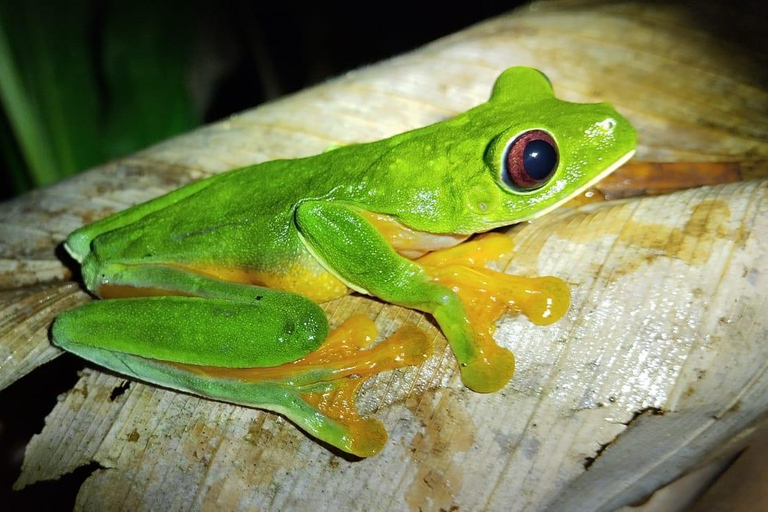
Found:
<box><xmin>2</xmin><ymin>1</ymin><xmax>767</xmax><ymax>510</ymax></box>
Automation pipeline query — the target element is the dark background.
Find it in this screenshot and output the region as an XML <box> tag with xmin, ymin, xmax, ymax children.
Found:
<box><xmin>0</xmin><ymin>1</ymin><xmax>520</xmax><ymax>200</ymax></box>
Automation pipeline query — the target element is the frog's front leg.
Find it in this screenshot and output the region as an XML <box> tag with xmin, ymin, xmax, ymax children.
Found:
<box><xmin>52</xmin><ymin>265</ymin><xmax>430</xmax><ymax>457</ymax></box>
<box><xmin>296</xmin><ymin>202</ymin><xmax>569</xmax><ymax>393</ymax></box>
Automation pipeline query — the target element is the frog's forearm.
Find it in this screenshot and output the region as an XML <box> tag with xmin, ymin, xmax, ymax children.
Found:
<box><xmin>295</xmin><ymin>201</ymin><xmax>426</xmax><ymax>296</ymax></box>
<box><xmin>295</xmin><ymin>201</ymin><xmax>515</xmax><ymax>392</ymax></box>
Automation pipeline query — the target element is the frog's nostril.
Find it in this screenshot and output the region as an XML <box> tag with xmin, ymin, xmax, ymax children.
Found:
<box><xmin>598</xmin><ymin>118</ymin><xmax>617</xmax><ymax>132</ymax></box>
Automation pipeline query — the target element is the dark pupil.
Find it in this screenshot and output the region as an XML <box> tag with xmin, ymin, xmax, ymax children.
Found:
<box><xmin>523</xmin><ymin>139</ymin><xmax>557</xmax><ymax>180</ymax></box>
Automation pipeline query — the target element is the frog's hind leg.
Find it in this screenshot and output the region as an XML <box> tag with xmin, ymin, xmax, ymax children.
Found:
<box><xmin>54</xmin><ymin>295</ymin><xmax>429</xmax><ymax>457</ymax></box>
<box><xmin>179</xmin><ymin>315</ymin><xmax>432</xmax><ymax>457</ymax></box>
<box><xmin>53</xmin><ymin>265</ymin><xmax>431</xmax><ymax>456</ymax></box>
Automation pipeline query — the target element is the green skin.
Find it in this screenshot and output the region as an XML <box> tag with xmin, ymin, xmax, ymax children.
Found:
<box><xmin>52</xmin><ymin>67</ymin><xmax>636</xmax><ymax>456</ymax></box>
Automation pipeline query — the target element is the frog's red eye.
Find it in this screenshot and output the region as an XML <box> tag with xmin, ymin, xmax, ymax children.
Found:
<box><xmin>503</xmin><ymin>130</ymin><xmax>559</xmax><ymax>191</ymax></box>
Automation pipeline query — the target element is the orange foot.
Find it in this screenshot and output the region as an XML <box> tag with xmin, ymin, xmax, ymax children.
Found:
<box><xmin>418</xmin><ymin>233</ymin><xmax>571</xmax><ymax>392</ymax></box>
<box><xmin>185</xmin><ymin>315</ymin><xmax>431</xmax><ymax>457</ymax></box>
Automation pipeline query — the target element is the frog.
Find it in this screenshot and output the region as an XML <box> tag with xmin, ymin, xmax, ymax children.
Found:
<box><xmin>52</xmin><ymin>67</ymin><xmax>636</xmax><ymax>457</ymax></box>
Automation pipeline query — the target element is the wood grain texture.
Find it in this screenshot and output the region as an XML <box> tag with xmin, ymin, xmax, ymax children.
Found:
<box><xmin>2</xmin><ymin>1</ymin><xmax>767</xmax><ymax>510</ymax></box>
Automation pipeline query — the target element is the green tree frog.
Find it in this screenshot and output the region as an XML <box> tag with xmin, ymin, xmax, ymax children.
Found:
<box><xmin>52</xmin><ymin>67</ymin><xmax>636</xmax><ymax>457</ymax></box>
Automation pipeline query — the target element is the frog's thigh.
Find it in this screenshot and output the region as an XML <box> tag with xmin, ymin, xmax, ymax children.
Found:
<box><xmin>295</xmin><ymin>201</ymin><xmax>514</xmax><ymax>393</ymax></box>
<box><xmin>52</xmin><ymin>291</ymin><xmax>330</xmax><ymax>371</ymax></box>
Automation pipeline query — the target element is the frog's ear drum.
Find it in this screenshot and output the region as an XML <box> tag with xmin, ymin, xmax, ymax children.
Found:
<box><xmin>490</xmin><ymin>67</ymin><xmax>554</xmax><ymax>103</ymax></box>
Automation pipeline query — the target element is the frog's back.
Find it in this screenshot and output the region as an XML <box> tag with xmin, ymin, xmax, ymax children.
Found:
<box><xmin>84</xmin><ymin>108</ymin><xmax>479</xmax><ymax>273</ymax></box>
<box><xmin>88</xmin><ymin>144</ymin><xmax>386</xmax><ymax>273</ymax></box>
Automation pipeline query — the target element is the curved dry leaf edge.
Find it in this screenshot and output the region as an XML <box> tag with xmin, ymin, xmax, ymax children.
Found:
<box><xmin>10</xmin><ymin>179</ymin><xmax>768</xmax><ymax>512</ymax></box>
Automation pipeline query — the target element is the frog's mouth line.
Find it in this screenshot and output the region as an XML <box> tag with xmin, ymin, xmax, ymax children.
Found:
<box><xmin>522</xmin><ymin>148</ymin><xmax>636</xmax><ymax>223</ymax></box>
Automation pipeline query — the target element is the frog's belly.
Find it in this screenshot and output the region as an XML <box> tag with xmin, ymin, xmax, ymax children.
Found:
<box><xmin>179</xmin><ymin>252</ymin><xmax>349</xmax><ymax>303</ymax></box>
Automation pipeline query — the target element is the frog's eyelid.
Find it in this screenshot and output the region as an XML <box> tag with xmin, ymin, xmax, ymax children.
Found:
<box><xmin>535</xmin><ymin>69</ymin><xmax>553</xmax><ymax>89</ymax></box>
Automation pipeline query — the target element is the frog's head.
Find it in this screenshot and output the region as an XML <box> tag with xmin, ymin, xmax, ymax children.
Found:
<box><xmin>455</xmin><ymin>67</ymin><xmax>636</xmax><ymax>231</ymax></box>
